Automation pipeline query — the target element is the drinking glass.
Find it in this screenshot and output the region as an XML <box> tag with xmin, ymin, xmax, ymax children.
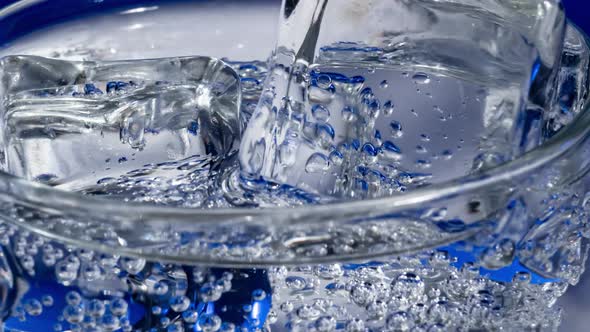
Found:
<box><xmin>0</xmin><ymin>1</ymin><xmax>588</xmax><ymax>331</ymax></box>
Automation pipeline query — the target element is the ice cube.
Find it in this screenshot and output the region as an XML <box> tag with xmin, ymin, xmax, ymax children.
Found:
<box><xmin>239</xmin><ymin>0</ymin><xmax>566</xmax><ymax>198</ymax></box>
<box><xmin>0</xmin><ymin>55</ymin><xmax>241</xmax><ymax>190</ymax></box>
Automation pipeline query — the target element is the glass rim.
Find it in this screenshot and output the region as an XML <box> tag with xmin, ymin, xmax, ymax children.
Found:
<box><xmin>0</xmin><ymin>0</ymin><xmax>589</xmax><ymax>265</ymax></box>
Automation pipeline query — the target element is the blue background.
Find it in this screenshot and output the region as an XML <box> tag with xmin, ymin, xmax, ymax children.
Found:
<box><xmin>563</xmin><ymin>0</ymin><xmax>589</xmax><ymax>33</ymax></box>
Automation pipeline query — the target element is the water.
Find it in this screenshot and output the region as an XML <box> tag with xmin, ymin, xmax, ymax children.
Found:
<box><xmin>0</xmin><ymin>1</ymin><xmax>588</xmax><ymax>331</ymax></box>
<box><xmin>242</xmin><ymin>63</ymin><xmax>527</xmax><ymax>199</ymax></box>
<box><xmin>0</xmin><ymin>50</ymin><xmax>587</xmax><ymax>330</ymax></box>
<box><xmin>239</xmin><ymin>0</ymin><xmax>567</xmax><ymax>196</ymax></box>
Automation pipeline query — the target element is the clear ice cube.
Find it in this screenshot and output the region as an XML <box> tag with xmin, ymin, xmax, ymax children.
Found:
<box><xmin>0</xmin><ymin>55</ymin><xmax>241</xmax><ymax>192</ymax></box>
<box><xmin>239</xmin><ymin>0</ymin><xmax>566</xmax><ymax>198</ymax></box>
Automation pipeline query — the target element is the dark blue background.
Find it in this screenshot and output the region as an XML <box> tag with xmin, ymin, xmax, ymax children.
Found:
<box><xmin>0</xmin><ymin>0</ymin><xmax>586</xmax><ymax>37</ymax></box>
<box><xmin>563</xmin><ymin>0</ymin><xmax>590</xmax><ymax>33</ymax></box>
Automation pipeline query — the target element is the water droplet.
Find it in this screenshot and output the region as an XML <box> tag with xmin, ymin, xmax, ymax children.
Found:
<box><xmin>383</xmin><ymin>100</ymin><xmax>395</xmax><ymax>115</ymax></box>
<box><xmin>329</xmin><ymin>150</ymin><xmax>344</xmax><ymax>167</ymax></box>
<box><xmin>306</xmin><ymin>153</ymin><xmax>330</xmax><ymax>173</ymax></box>
<box><xmin>390</xmin><ymin>121</ymin><xmax>403</xmax><ymax>138</ymax></box>
<box><xmin>309</xmin><ymin>86</ymin><xmax>334</xmax><ymax>103</ymax></box>
<box><xmin>416</xmin><ymin>159</ymin><xmax>432</xmax><ymax>169</ymax></box>
<box><xmin>247</xmin><ymin>139</ymin><xmax>266</xmax><ymax>174</ymax></box>
<box><xmin>312</xmin><ymin>104</ymin><xmax>330</xmax><ymax>122</ymax></box>
<box><xmin>342</xmin><ymin>106</ymin><xmax>357</xmax><ymax>122</ymax></box>
<box><xmin>412</xmin><ymin>72</ymin><xmax>431</xmax><ymax>84</ymax></box>
<box><xmin>285</xmin><ymin>276</ymin><xmax>307</xmax><ymax>290</ymax></box>
<box><xmin>416</xmin><ymin>145</ymin><xmax>428</xmax><ymax>154</ymax></box>
<box><xmin>442</xmin><ymin>150</ymin><xmax>453</xmax><ymax>160</ymax></box>
<box><xmin>315</xmin><ymin>123</ymin><xmax>335</xmax><ymax>145</ymax></box>
<box><xmin>316</xmin><ymin>74</ymin><xmax>333</xmax><ymax>90</ymax></box>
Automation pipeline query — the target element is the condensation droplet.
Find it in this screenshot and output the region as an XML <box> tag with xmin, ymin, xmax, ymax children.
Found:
<box><xmin>412</xmin><ymin>72</ymin><xmax>431</xmax><ymax>84</ymax></box>
<box><xmin>306</xmin><ymin>153</ymin><xmax>330</xmax><ymax>173</ymax></box>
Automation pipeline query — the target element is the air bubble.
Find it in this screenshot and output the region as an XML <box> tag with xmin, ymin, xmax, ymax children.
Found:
<box><xmin>110</xmin><ymin>298</ymin><xmax>128</xmax><ymax>316</ymax></box>
<box><xmin>100</xmin><ymin>314</ymin><xmax>120</xmax><ymax>331</ymax></box>
<box><xmin>220</xmin><ymin>322</ymin><xmax>236</xmax><ymax>332</ymax></box>
<box><xmin>345</xmin><ymin>318</ymin><xmax>366</xmax><ymax>332</ymax></box>
<box><xmin>296</xmin><ymin>304</ymin><xmax>320</xmax><ymax>320</ymax></box>
<box><xmin>55</xmin><ymin>260</ymin><xmax>78</xmax><ymax>285</ymax></box>
<box><xmin>252</xmin><ymin>289</ymin><xmax>267</xmax><ymax>301</ymax></box>
<box><xmin>200</xmin><ymin>282</ymin><xmax>224</xmax><ymax>302</ymax></box>
<box><xmin>386</xmin><ymin>311</ymin><xmax>415</xmax><ymax>331</ymax></box>
<box><xmin>280</xmin><ymin>301</ymin><xmax>294</xmax><ymax>313</ymax></box>
<box><xmin>42</xmin><ymin>295</ymin><xmax>54</xmax><ymax>307</ymax></box>
<box><xmin>119</xmin><ymin>257</ymin><xmax>146</xmax><ymax>275</ymax></box>
<box><xmin>169</xmin><ymin>296</ymin><xmax>190</xmax><ymax>312</ymax></box>
<box><xmin>151</xmin><ymin>306</ymin><xmax>162</xmax><ymax>315</ymax></box>
<box><xmin>153</xmin><ymin>281</ymin><xmax>169</xmax><ymax>296</ymax></box>
<box><xmin>63</xmin><ymin>305</ymin><xmax>85</xmax><ymax>324</ymax></box>
<box><xmin>197</xmin><ymin>314</ymin><xmax>222</xmax><ymax>332</ymax></box>
<box><xmin>367</xmin><ymin>300</ymin><xmax>388</xmax><ymax>319</ymax></box>
<box><xmin>65</xmin><ymin>291</ymin><xmax>82</xmax><ymax>306</ymax></box>
<box><xmin>88</xmin><ymin>300</ymin><xmax>106</xmax><ymax>317</ymax></box>
<box><xmin>24</xmin><ymin>299</ymin><xmax>43</xmax><ymax>316</ymax></box>
<box><xmin>316</xmin><ymin>316</ymin><xmax>337</xmax><ymax>332</ymax></box>
<box><xmin>182</xmin><ymin>310</ymin><xmax>198</xmax><ymax>323</ymax></box>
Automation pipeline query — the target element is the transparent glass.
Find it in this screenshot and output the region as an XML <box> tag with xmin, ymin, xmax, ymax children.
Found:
<box><xmin>240</xmin><ymin>0</ymin><xmax>568</xmax><ymax>197</ymax></box>
<box><xmin>0</xmin><ymin>0</ymin><xmax>587</xmax><ymax>331</ymax></box>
